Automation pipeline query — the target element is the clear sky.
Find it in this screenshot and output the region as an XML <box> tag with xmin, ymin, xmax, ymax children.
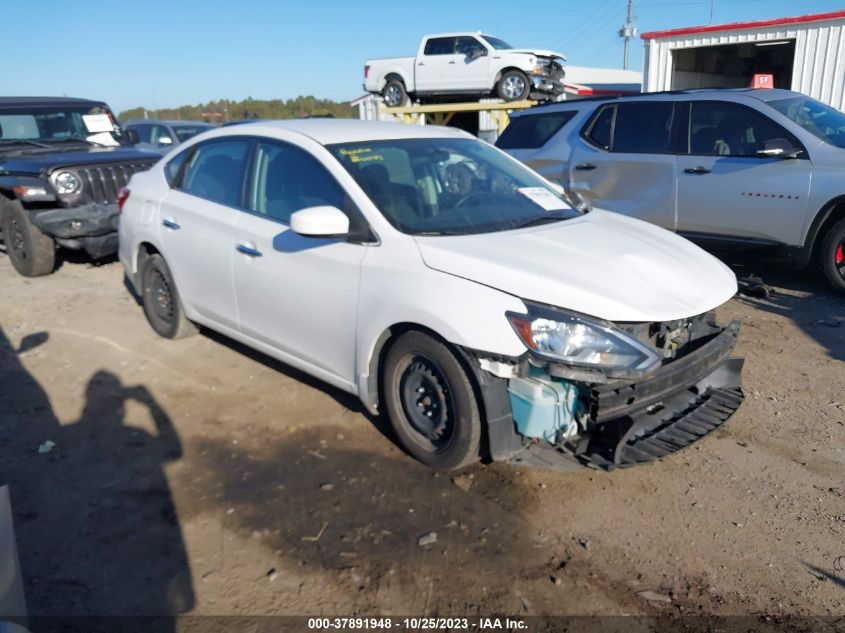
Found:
<box><xmin>4</xmin><ymin>0</ymin><xmax>844</xmax><ymax>114</ymax></box>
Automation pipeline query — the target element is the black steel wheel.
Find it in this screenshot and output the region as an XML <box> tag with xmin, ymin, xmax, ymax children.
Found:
<box><xmin>820</xmin><ymin>217</ymin><xmax>845</xmax><ymax>291</ymax></box>
<box><xmin>382</xmin><ymin>331</ymin><xmax>482</xmax><ymax>470</ymax></box>
<box><xmin>141</xmin><ymin>253</ymin><xmax>197</xmax><ymax>339</ymax></box>
<box><xmin>1</xmin><ymin>199</ymin><xmax>55</xmax><ymax>277</ymax></box>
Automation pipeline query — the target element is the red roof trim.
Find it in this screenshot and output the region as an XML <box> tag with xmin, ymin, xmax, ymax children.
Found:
<box><xmin>641</xmin><ymin>9</ymin><xmax>845</xmax><ymax>40</ymax></box>
<box><xmin>564</xmin><ymin>84</ymin><xmax>640</xmax><ymax>96</ymax></box>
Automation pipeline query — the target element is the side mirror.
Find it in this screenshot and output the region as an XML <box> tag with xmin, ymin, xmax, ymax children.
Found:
<box><xmin>470</xmin><ymin>48</ymin><xmax>486</xmax><ymax>60</ymax></box>
<box><xmin>756</xmin><ymin>138</ymin><xmax>800</xmax><ymax>159</ymax></box>
<box><xmin>290</xmin><ymin>206</ymin><xmax>349</xmax><ymax>237</ymax></box>
<box><xmin>125</xmin><ymin>129</ymin><xmax>140</xmax><ymax>145</ymax></box>
<box><xmin>158</xmin><ymin>136</ymin><xmax>173</xmax><ymax>146</ymax></box>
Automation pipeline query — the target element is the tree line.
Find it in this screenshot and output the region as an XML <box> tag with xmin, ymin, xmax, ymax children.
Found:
<box><xmin>118</xmin><ymin>96</ymin><xmax>355</xmax><ymax>122</ymax></box>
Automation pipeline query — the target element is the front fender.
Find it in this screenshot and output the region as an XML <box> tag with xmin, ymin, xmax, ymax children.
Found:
<box><xmin>355</xmin><ymin>242</ymin><xmax>527</xmax><ymax>412</ymax></box>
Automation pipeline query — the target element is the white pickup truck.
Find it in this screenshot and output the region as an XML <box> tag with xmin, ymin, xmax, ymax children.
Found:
<box><xmin>364</xmin><ymin>33</ymin><xmax>566</xmax><ymax>107</ymax></box>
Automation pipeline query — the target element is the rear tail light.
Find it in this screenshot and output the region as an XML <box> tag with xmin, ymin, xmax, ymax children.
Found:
<box><xmin>364</xmin><ymin>64</ymin><xmax>370</xmax><ymax>78</ymax></box>
<box><xmin>117</xmin><ymin>187</ymin><xmax>130</xmax><ymax>212</ymax></box>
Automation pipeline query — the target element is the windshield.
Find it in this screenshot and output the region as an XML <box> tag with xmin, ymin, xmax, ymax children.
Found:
<box><xmin>173</xmin><ymin>125</ymin><xmax>213</xmax><ymax>142</ymax></box>
<box><xmin>328</xmin><ymin>138</ymin><xmax>579</xmax><ymax>236</ymax></box>
<box><xmin>481</xmin><ymin>35</ymin><xmax>513</xmax><ymax>50</ymax></box>
<box><xmin>0</xmin><ymin>103</ymin><xmax>122</xmax><ymax>146</ymax></box>
<box><xmin>768</xmin><ymin>96</ymin><xmax>845</xmax><ymax>149</ymax></box>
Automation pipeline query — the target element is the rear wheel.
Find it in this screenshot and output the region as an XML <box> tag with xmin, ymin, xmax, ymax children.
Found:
<box><xmin>382</xmin><ymin>331</ymin><xmax>482</xmax><ymax>471</ymax></box>
<box><xmin>1</xmin><ymin>199</ymin><xmax>55</xmax><ymax>277</ymax></box>
<box><xmin>382</xmin><ymin>80</ymin><xmax>408</xmax><ymax>108</ymax></box>
<box><xmin>140</xmin><ymin>253</ymin><xmax>197</xmax><ymax>339</ymax></box>
<box><xmin>820</xmin><ymin>218</ymin><xmax>845</xmax><ymax>291</ymax></box>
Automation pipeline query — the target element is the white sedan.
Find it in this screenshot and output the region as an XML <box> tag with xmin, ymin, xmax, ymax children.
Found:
<box><xmin>119</xmin><ymin>120</ymin><xmax>744</xmax><ymax>471</ymax></box>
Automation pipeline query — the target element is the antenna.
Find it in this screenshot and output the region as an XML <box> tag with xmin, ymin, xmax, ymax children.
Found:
<box><xmin>619</xmin><ymin>0</ymin><xmax>638</xmax><ymax>70</ymax></box>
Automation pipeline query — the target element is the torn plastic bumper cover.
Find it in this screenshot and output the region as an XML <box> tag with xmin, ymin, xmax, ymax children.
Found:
<box><xmin>476</xmin><ymin>320</ymin><xmax>744</xmax><ymax>471</ymax></box>
<box><xmin>30</xmin><ymin>202</ymin><xmax>120</xmax><ymax>259</ymax></box>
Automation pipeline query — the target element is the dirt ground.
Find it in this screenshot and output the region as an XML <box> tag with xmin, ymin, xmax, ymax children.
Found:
<box><xmin>0</xmin><ymin>248</ymin><xmax>843</xmax><ymax>626</ymax></box>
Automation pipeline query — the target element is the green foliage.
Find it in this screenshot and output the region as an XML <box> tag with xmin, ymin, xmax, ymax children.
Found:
<box><xmin>118</xmin><ymin>96</ymin><xmax>355</xmax><ymax>122</ymax></box>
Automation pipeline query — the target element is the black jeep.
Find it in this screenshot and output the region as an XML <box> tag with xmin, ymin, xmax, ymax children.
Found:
<box><xmin>0</xmin><ymin>97</ymin><xmax>159</xmax><ymax>276</ymax></box>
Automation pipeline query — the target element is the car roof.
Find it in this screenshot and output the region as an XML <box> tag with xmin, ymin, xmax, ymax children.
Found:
<box><xmin>124</xmin><ymin>119</ymin><xmax>214</xmax><ymax>126</ymax></box>
<box><xmin>0</xmin><ymin>96</ymin><xmax>107</xmax><ymax>108</ymax></box>
<box><xmin>203</xmin><ymin>118</ymin><xmax>473</xmax><ymax>145</ymax></box>
<box><xmin>516</xmin><ymin>88</ymin><xmax>801</xmax><ymax>117</ymax></box>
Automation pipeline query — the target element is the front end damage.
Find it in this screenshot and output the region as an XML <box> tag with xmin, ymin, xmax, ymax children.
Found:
<box><xmin>30</xmin><ymin>203</ymin><xmax>120</xmax><ymax>259</ymax></box>
<box><xmin>528</xmin><ymin>57</ymin><xmax>566</xmax><ymax>101</ymax></box>
<box><xmin>467</xmin><ymin>312</ymin><xmax>744</xmax><ymax>471</ymax></box>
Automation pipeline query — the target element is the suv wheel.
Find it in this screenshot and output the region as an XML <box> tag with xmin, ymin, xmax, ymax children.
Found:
<box><xmin>820</xmin><ymin>217</ymin><xmax>845</xmax><ymax>291</ymax></box>
<box><xmin>382</xmin><ymin>331</ymin><xmax>482</xmax><ymax>471</ymax></box>
<box><xmin>1</xmin><ymin>199</ymin><xmax>56</xmax><ymax>277</ymax></box>
<box><xmin>140</xmin><ymin>253</ymin><xmax>197</xmax><ymax>339</ymax></box>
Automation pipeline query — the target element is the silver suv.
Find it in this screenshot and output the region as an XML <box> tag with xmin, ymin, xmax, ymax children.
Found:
<box><xmin>498</xmin><ymin>88</ymin><xmax>845</xmax><ymax>290</ymax></box>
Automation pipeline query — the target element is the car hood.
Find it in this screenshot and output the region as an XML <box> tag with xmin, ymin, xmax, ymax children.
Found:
<box><xmin>0</xmin><ymin>145</ymin><xmax>159</xmax><ymax>176</ymax></box>
<box><xmin>414</xmin><ymin>209</ymin><xmax>737</xmax><ymax>323</ymax></box>
<box><xmin>506</xmin><ymin>48</ymin><xmax>566</xmax><ymax>61</ymax></box>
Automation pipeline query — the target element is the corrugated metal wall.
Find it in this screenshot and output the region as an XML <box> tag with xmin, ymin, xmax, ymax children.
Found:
<box><xmin>643</xmin><ymin>17</ymin><xmax>845</xmax><ymax>110</ymax></box>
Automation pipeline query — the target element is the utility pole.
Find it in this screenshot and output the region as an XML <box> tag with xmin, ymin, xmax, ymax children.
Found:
<box><xmin>619</xmin><ymin>0</ymin><xmax>638</xmax><ymax>70</ymax></box>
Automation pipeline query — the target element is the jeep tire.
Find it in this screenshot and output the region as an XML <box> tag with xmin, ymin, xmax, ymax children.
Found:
<box><xmin>1</xmin><ymin>198</ymin><xmax>56</xmax><ymax>277</ymax></box>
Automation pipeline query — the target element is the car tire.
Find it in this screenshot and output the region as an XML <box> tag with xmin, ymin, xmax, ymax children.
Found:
<box><xmin>382</xmin><ymin>80</ymin><xmax>408</xmax><ymax>108</ymax></box>
<box><xmin>140</xmin><ymin>253</ymin><xmax>197</xmax><ymax>339</ymax></box>
<box><xmin>1</xmin><ymin>199</ymin><xmax>56</xmax><ymax>277</ymax></box>
<box><xmin>382</xmin><ymin>331</ymin><xmax>482</xmax><ymax>471</ymax></box>
<box><xmin>819</xmin><ymin>217</ymin><xmax>845</xmax><ymax>291</ymax></box>
<box><xmin>497</xmin><ymin>70</ymin><xmax>529</xmax><ymax>101</ymax></box>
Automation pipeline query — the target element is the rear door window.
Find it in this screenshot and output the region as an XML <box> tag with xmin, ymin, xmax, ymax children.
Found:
<box><xmin>584</xmin><ymin>102</ymin><xmax>674</xmax><ymax>153</ymax></box>
<box><xmin>612</xmin><ymin>102</ymin><xmax>674</xmax><ymax>153</ymax></box>
<box><xmin>424</xmin><ymin>37</ymin><xmax>457</xmax><ymax>55</ymax></box>
<box><xmin>496</xmin><ymin>111</ymin><xmax>576</xmax><ymax>149</ymax></box>
<box><xmin>180</xmin><ymin>139</ymin><xmax>251</xmax><ymax>208</ymax></box>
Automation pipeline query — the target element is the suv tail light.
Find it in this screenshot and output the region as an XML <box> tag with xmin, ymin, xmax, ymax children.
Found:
<box><xmin>364</xmin><ymin>64</ymin><xmax>370</xmax><ymax>79</ymax></box>
<box><xmin>117</xmin><ymin>187</ymin><xmax>130</xmax><ymax>212</ymax></box>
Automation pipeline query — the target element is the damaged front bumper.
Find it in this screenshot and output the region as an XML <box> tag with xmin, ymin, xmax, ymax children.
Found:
<box><xmin>30</xmin><ymin>202</ymin><xmax>120</xmax><ymax>259</ymax></box>
<box><xmin>472</xmin><ymin>320</ymin><xmax>744</xmax><ymax>471</ymax></box>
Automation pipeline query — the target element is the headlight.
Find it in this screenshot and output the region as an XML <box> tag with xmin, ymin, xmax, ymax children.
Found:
<box><xmin>54</xmin><ymin>171</ymin><xmax>81</xmax><ymax>196</ymax></box>
<box><xmin>506</xmin><ymin>303</ymin><xmax>662</xmax><ymax>374</ymax></box>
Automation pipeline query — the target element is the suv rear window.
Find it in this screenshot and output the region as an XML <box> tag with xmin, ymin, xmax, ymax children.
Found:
<box><xmin>496</xmin><ymin>111</ymin><xmax>576</xmax><ymax>149</ymax></box>
<box><xmin>585</xmin><ymin>102</ymin><xmax>674</xmax><ymax>153</ymax></box>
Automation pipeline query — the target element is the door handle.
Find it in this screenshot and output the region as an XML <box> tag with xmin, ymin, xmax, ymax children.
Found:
<box><xmin>236</xmin><ymin>242</ymin><xmax>262</xmax><ymax>257</ymax></box>
<box><xmin>162</xmin><ymin>218</ymin><xmax>180</xmax><ymax>230</ymax></box>
<box><xmin>574</xmin><ymin>163</ymin><xmax>597</xmax><ymax>171</ymax></box>
<box><xmin>418</xmin><ymin>62</ymin><xmax>425</xmax><ymax>66</ymax></box>
<box><xmin>684</xmin><ymin>166</ymin><xmax>711</xmax><ymax>175</ymax></box>
<box><xmin>448</xmin><ymin>61</ymin><xmax>456</xmax><ymax>64</ymax></box>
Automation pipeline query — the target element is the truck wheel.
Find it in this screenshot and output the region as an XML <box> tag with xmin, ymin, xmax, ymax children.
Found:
<box><xmin>140</xmin><ymin>253</ymin><xmax>197</xmax><ymax>339</ymax></box>
<box><xmin>497</xmin><ymin>70</ymin><xmax>529</xmax><ymax>101</ymax></box>
<box><xmin>819</xmin><ymin>217</ymin><xmax>845</xmax><ymax>291</ymax></box>
<box><xmin>1</xmin><ymin>199</ymin><xmax>55</xmax><ymax>277</ymax></box>
<box><xmin>382</xmin><ymin>331</ymin><xmax>482</xmax><ymax>471</ymax></box>
<box><xmin>382</xmin><ymin>80</ymin><xmax>408</xmax><ymax>107</ymax></box>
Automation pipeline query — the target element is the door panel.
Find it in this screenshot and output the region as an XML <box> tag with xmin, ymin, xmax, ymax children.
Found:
<box><xmin>157</xmin><ymin>138</ymin><xmax>250</xmax><ymax>329</ymax></box>
<box><xmin>416</xmin><ymin>36</ymin><xmax>459</xmax><ymax>92</ymax></box>
<box><xmin>676</xmin><ymin>156</ymin><xmax>810</xmax><ymax>243</ymax></box>
<box><xmin>158</xmin><ymin>189</ymin><xmax>239</xmax><ymax>327</ymax></box>
<box><xmin>676</xmin><ymin>101</ymin><xmax>811</xmax><ymax>244</ymax></box>
<box><xmin>232</xmin><ymin>214</ymin><xmax>366</xmax><ymax>382</ymax></box>
<box><xmin>568</xmin><ymin>102</ymin><xmax>678</xmax><ymax>230</ymax></box>
<box><xmin>232</xmin><ymin>139</ymin><xmax>367</xmax><ymax>383</ymax></box>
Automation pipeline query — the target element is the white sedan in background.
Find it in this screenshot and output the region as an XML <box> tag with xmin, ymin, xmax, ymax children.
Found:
<box><xmin>119</xmin><ymin>120</ymin><xmax>744</xmax><ymax>472</ymax></box>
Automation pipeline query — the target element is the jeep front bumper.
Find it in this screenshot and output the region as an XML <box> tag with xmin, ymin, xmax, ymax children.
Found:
<box><xmin>30</xmin><ymin>203</ymin><xmax>120</xmax><ymax>259</ymax></box>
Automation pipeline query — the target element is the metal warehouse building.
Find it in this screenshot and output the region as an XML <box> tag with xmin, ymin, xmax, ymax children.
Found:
<box><xmin>642</xmin><ymin>9</ymin><xmax>845</xmax><ymax>110</ymax></box>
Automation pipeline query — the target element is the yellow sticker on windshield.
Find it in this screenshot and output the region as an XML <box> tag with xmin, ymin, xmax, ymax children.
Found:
<box><xmin>340</xmin><ymin>147</ymin><xmax>384</xmax><ymax>163</ymax></box>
